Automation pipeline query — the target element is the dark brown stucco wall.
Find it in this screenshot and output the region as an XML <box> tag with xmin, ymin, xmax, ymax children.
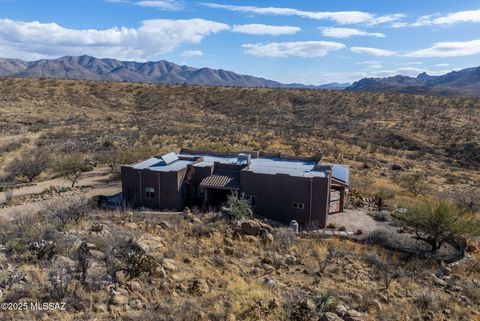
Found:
<box><xmin>239</xmin><ymin>171</ymin><xmax>330</xmax><ymax>227</ymax></box>
<box><xmin>122</xmin><ymin>166</ymin><xmax>187</xmax><ymax>211</ymax></box>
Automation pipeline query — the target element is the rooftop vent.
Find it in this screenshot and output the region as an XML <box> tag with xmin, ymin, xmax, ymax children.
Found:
<box><xmin>237</xmin><ymin>153</ymin><xmax>251</xmax><ymax>165</ymax></box>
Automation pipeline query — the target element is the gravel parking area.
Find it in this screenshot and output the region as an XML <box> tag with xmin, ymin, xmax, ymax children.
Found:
<box><xmin>326</xmin><ymin>209</ymin><xmax>398</xmax><ymax>233</ymax></box>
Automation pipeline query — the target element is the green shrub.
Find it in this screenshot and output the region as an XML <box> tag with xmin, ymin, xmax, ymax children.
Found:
<box><xmin>124</xmin><ymin>252</ymin><xmax>156</xmax><ymax>278</ymax></box>
<box><xmin>377</xmin><ymin>188</ymin><xmax>396</xmax><ymax>200</ymax></box>
<box><xmin>26</xmin><ymin>240</ymin><xmax>56</xmax><ymax>262</ymax></box>
<box><xmin>8</xmin><ymin>238</ymin><xmax>28</xmax><ymax>253</ymax></box>
<box><xmin>365</xmin><ymin>229</ymin><xmax>390</xmax><ymax>246</ymax></box>
<box><xmin>226</xmin><ymin>192</ymin><xmax>252</xmax><ymax>220</ymax></box>
<box><xmin>373</xmin><ymin>211</ymin><xmax>392</xmax><ymax>222</ymax></box>
<box><xmin>405</xmin><ymin>200</ymin><xmax>480</xmax><ymax>253</ymax></box>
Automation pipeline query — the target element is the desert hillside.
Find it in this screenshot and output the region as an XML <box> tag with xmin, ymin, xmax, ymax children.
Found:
<box><xmin>0</xmin><ymin>77</ymin><xmax>478</xmax><ymax>193</ymax></box>
<box><xmin>0</xmin><ymin>78</ymin><xmax>479</xmax><ymax>321</ymax></box>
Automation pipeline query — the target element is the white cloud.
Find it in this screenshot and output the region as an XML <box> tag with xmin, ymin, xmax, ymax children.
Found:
<box><xmin>181</xmin><ymin>50</ymin><xmax>203</xmax><ymax>57</ymax></box>
<box><xmin>434</xmin><ymin>9</ymin><xmax>480</xmax><ymax>24</ymax></box>
<box><xmin>136</xmin><ymin>0</ymin><xmax>184</xmax><ymax>10</ymax></box>
<box><xmin>394</xmin><ymin>9</ymin><xmax>480</xmax><ymax>28</ymax></box>
<box><xmin>351</xmin><ymin>47</ymin><xmax>397</xmax><ymax>57</ymax></box>
<box><xmin>232</xmin><ymin>24</ymin><xmax>301</xmax><ymax>36</ymax></box>
<box><xmin>434</xmin><ymin>63</ymin><xmax>450</xmax><ymax>67</ymax></box>
<box><xmin>319</xmin><ymin>27</ymin><xmax>385</xmax><ymax>38</ymax></box>
<box><xmin>391</xmin><ymin>22</ymin><xmax>408</xmax><ymax>28</ymax></box>
<box><xmin>406</xmin><ymin>39</ymin><xmax>480</xmax><ymax>57</ymax></box>
<box><xmin>242</xmin><ymin>41</ymin><xmax>345</xmax><ymax>58</ymax></box>
<box><xmin>413</xmin><ymin>9</ymin><xmax>480</xmax><ymax>27</ymax></box>
<box><xmin>368</xmin><ymin>67</ymin><xmax>456</xmax><ymax>78</ymax></box>
<box><xmin>0</xmin><ymin>18</ymin><xmax>229</xmax><ymax>61</ymax></box>
<box><xmin>356</xmin><ymin>60</ymin><xmax>383</xmax><ymax>69</ymax></box>
<box><xmin>203</xmin><ymin>3</ymin><xmax>404</xmax><ymax>25</ymax></box>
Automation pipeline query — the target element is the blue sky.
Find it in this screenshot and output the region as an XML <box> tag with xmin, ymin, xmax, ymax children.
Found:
<box><xmin>1</xmin><ymin>0</ymin><xmax>480</xmax><ymax>84</ymax></box>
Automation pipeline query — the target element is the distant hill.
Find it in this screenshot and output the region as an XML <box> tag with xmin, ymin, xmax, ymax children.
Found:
<box><xmin>0</xmin><ymin>55</ymin><xmax>346</xmax><ymax>90</ymax></box>
<box><xmin>346</xmin><ymin>67</ymin><xmax>480</xmax><ymax>98</ymax></box>
<box><xmin>2</xmin><ymin>55</ymin><xmax>478</xmax><ymax>97</ymax></box>
<box><xmin>316</xmin><ymin>82</ymin><xmax>350</xmax><ymax>90</ymax></box>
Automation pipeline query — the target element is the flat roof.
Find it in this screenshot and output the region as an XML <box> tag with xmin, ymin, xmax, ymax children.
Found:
<box><xmin>184</xmin><ymin>153</ymin><xmax>328</xmax><ymax>178</ymax></box>
<box><xmin>132</xmin><ymin>157</ymin><xmax>193</xmax><ymax>172</ymax></box>
<box><xmin>130</xmin><ymin>151</ymin><xmax>349</xmax><ymax>182</ymax></box>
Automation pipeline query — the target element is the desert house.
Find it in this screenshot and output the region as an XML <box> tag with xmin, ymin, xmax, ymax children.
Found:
<box><xmin>121</xmin><ymin>149</ymin><xmax>349</xmax><ymax>227</ymax></box>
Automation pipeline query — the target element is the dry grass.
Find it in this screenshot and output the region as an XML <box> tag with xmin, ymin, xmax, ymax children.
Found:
<box><xmin>0</xmin><ymin>78</ymin><xmax>479</xmax><ymax>320</ymax></box>
<box><xmin>0</xmin><ymin>78</ymin><xmax>479</xmax><ymax>211</ymax></box>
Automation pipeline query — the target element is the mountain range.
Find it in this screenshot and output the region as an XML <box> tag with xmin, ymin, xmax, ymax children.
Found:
<box><xmin>346</xmin><ymin>68</ymin><xmax>480</xmax><ymax>98</ymax></box>
<box><xmin>0</xmin><ymin>55</ymin><xmax>479</xmax><ymax>97</ymax></box>
<box><xmin>0</xmin><ymin>55</ymin><xmax>345</xmax><ymax>90</ymax></box>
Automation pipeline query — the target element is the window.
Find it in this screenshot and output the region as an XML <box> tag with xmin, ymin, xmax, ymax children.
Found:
<box><xmin>145</xmin><ymin>187</ymin><xmax>155</xmax><ymax>199</ymax></box>
<box><xmin>195</xmin><ymin>187</ymin><xmax>205</xmax><ymax>197</ymax></box>
<box><xmin>292</xmin><ymin>202</ymin><xmax>304</xmax><ymax>209</ymax></box>
<box><xmin>245</xmin><ymin>195</ymin><xmax>257</xmax><ymax>207</ymax></box>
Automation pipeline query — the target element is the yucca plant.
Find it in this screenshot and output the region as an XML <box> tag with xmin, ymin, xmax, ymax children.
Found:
<box><xmin>313</xmin><ymin>288</ymin><xmax>336</xmax><ymax>316</ymax></box>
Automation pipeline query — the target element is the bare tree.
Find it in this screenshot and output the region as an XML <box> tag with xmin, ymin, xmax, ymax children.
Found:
<box><xmin>55</xmin><ymin>154</ymin><xmax>89</xmax><ymax>188</ymax></box>
<box><xmin>3</xmin><ymin>187</ymin><xmax>13</xmax><ymax>203</ymax></box>
<box><xmin>7</xmin><ymin>147</ymin><xmax>51</xmax><ymax>182</ymax></box>
<box><xmin>42</xmin><ymin>196</ymin><xmax>91</xmax><ymax>229</ymax></box>
<box><xmin>96</xmin><ymin>148</ymin><xmax>121</xmax><ymax>178</ymax></box>
<box><xmin>400</xmin><ymin>173</ymin><xmax>426</xmax><ymax>197</ymax></box>
<box><xmin>76</xmin><ymin>242</ymin><xmax>91</xmax><ymax>285</ymax></box>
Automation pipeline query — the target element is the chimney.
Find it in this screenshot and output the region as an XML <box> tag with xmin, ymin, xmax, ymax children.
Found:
<box><xmin>314</xmin><ymin>148</ymin><xmax>323</xmax><ymax>162</ymax></box>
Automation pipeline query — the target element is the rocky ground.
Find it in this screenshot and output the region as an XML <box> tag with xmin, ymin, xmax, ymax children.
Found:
<box><xmin>0</xmin><ymin>200</ymin><xmax>478</xmax><ymax>321</ymax></box>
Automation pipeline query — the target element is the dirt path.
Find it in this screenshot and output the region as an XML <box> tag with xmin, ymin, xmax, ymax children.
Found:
<box><xmin>0</xmin><ymin>167</ymin><xmax>121</xmax><ymax>219</ymax></box>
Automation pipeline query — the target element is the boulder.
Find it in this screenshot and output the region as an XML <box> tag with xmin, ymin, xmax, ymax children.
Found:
<box><xmin>390</xmin><ymin>164</ymin><xmax>405</xmax><ymax>171</ymax></box>
<box><xmin>261</xmin><ymin>231</ymin><xmax>274</xmax><ymax>245</ymax></box>
<box><xmin>321</xmin><ymin>312</ymin><xmax>344</xmax><ymax>321</ymax></box>
<box><xmin>243</xmin><ymin>235</ymin><xmax>258</xmax><ymax>243</ymax></box>
<box><xmin>262</xmin><ymin>264</ymin><xmax>275</xmax><ymax>272</ymax></box>
<box><xmin>111</xmin><ymin>294</ymin><xmax>128</xmax><ymax>306</ymax></box>
<box><xmin>161</xmin><ymin>259</ymin><xmax>177</xmax><ymax>271</ymax></box>
<box><xmin>158</xmin><ymin>221</ymin><xmax>171</xmax><ymax>229</ymax></box>
<box><xmin>285</xmin><ymin>255</ymin><xmax>297</xmax><ymax>265</ymax></box>
<box><xmin>94</xmin><ymin>303</ymin><xmax>108</xmax><ymax>313</ymax></box>
<box><xmin>156</xmin><ymin>266</ymin><xmax>167</xmax><ymax>278</ymax></box>
<box><xmin>433</xmin><ymin>276</ymin><xmax>447</xmax><ymax>287</ymax></box>
<box><xmin>240</xmin><ymin>220</ymin><xmax>273</xmax><ymax>242</ymax></box>
<box><xmin>241</xmin><ymin>220</ymin><xmax>273</xmax><ymax>236</ymax></box>
<box><xmin>136</xmin><ymin>235</ymin><xmax>164</xmax><ymax>254</ymax></box>
<box><xmin>263</xmin><ymin>278</ymin><xmax>277</xmax><ymax>290</ymax></box>
<box><xmin>128</xmin><ymin>298</ymin><xmax>143</xmax><ymax>310</ymax></box>
<box><xmin>424</xmin><ymin>272</ymin><xmax>447</xmax><ymax>287</ymax></box>
<box><xmin>86</xmin><ymin>260</ymin><xmax>108</xmax><ymax>284</ymax></box>
<box><xmin>223</xmin><ymin>237</ymin><xmax>234</xmax><ymax>247</ymax></box>
<box><xmin>53</xmin><ymin>255</ymin><xmax>77</xmax><ymax>271</ymax></box>
<box><xmin>190</xmin><ymin>278</ymin><xmax>209</xmax><ymax>295</ymax></box>
<box><xmin>124</xmin><ymin>222</ymin><xmax>139</xmax><ymax>229</ymax></box>
<box><xmin>335</xmin><ymin>303</ymin><xmax>348</xmax><ymax>317</ymax></box>
<box><xmin>345</xmin><ymin>309</ymin><xmax>363</xmax><ymax>321</ymax></box>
